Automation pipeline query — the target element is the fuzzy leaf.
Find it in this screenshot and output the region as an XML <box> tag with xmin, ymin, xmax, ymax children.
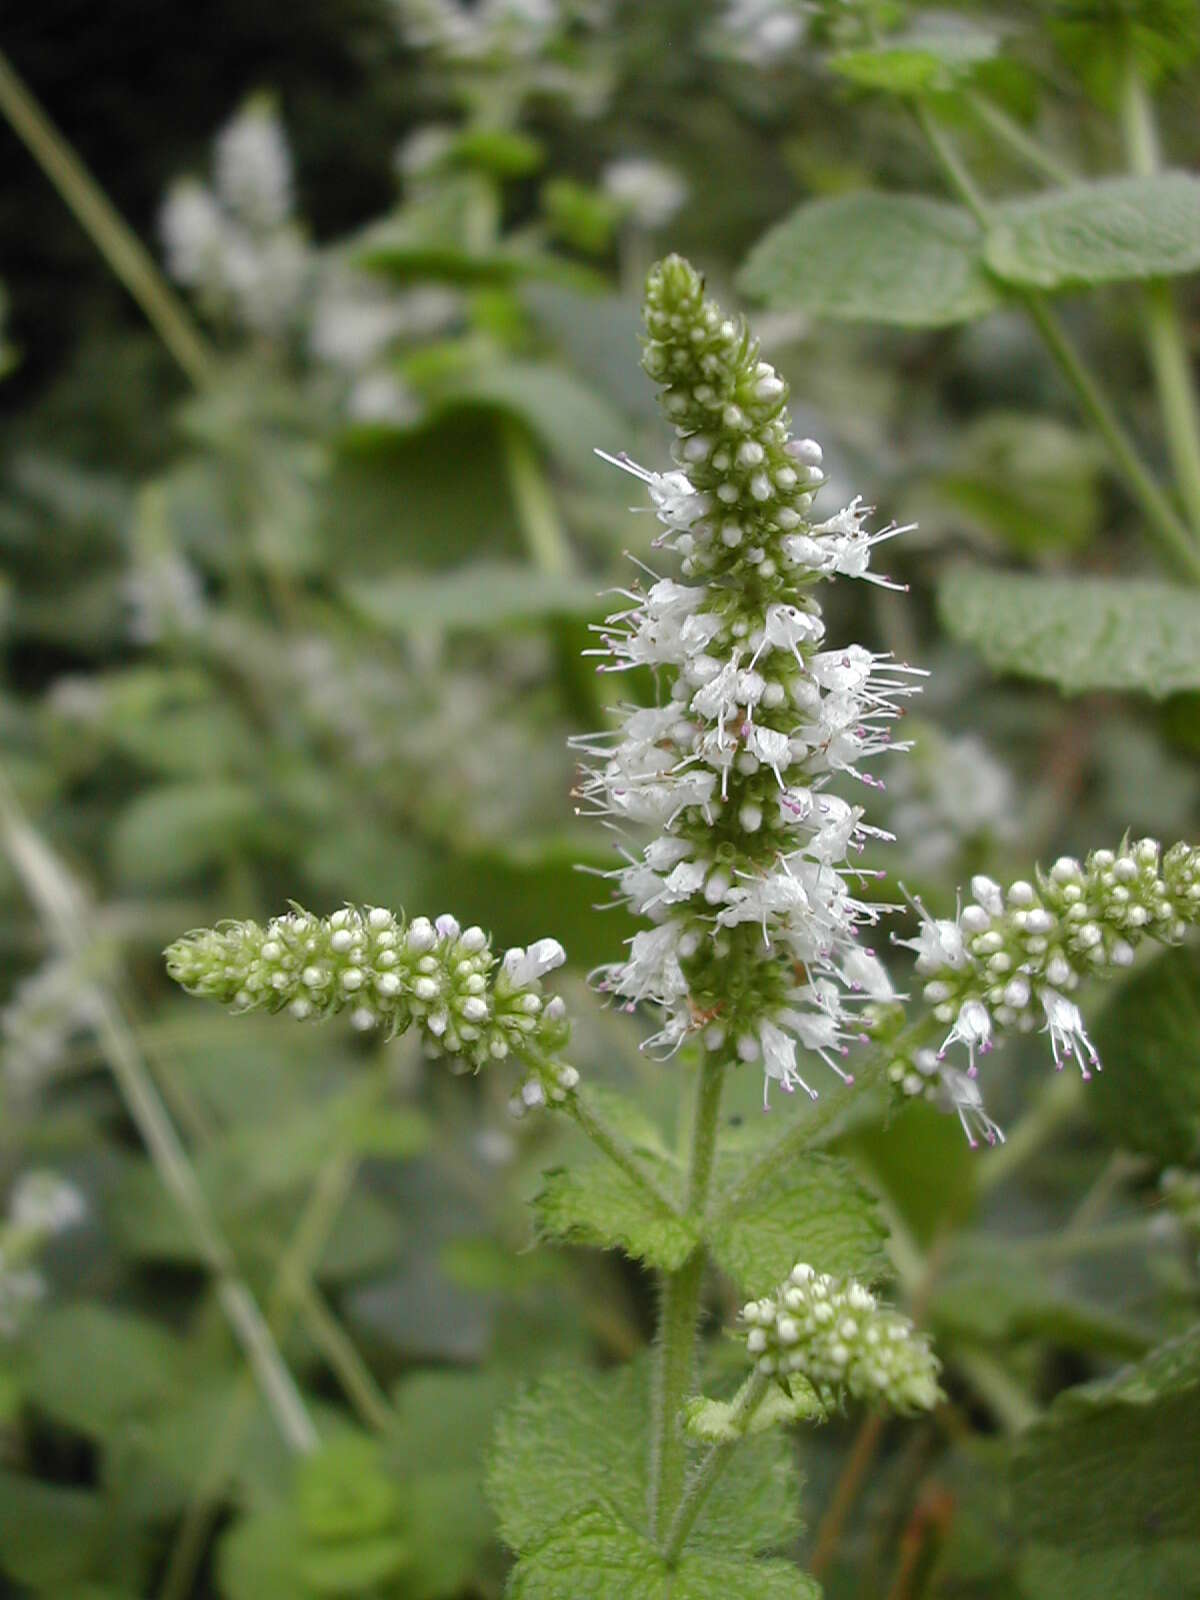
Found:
<box><xmin>937</xmin><ymin>569</ymin><xmax>1200</xmax><ymax>697</ymax></box>
<box><xmin>1013</xmin><ymin>1324</ymin><xmax>1200</xmax><ymax>1598</ymax></box>
<box><xmin>487</xmin><ymin>1361</ymin><xmax>799</xmax><ymax>1561</ymax></box>
<box><xmin>533</xmin><ymin>1156</ymin><xmax>696</xmax><ymax>1271</ymax></box>
<box><xmin>1089</xmin><ymin>943</ymin><xmax>1200</xmax><ymax>1164</ymax></box>
<box><xmin>987</xmin><ymin>174</ymin><xmax>1200</xmax><ymax>289</ymax></box>
<box><xmin>507</xmin><ymin>1507</ymin><xmax>820</xmax><ymax>1600</ymax></box>
<box><xmin>740</xmin><ymin>194</ymin><xmax>997</xmax><ymax>327</ymax></box>
<box><xmin>708</xmin><ymin>1151</ymin><xmax>888</xmax><ymax>1297</ymax></box>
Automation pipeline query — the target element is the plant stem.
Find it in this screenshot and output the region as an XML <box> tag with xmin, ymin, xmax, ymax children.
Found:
<box><xmin>662</xmin><ymin>1370</ymin><xmax>770</xmax><ymax>1565</ymax></box>
<box><xmin>0</xmin><ymin>773</ymin><xmax>317</xmax><ymax>1456</ymax></box>
<box><xmin>1120</xmin><ymin>66</ymin><xmax>1200</xmax><ymax>542</ymax></box>
<box><xmin>648</xmin><ymin>1051</ymin><xmax>726</xmax><ymax>1543</ymax></box>
<box><xmin>809</xmin><ymin>1411</ymin><xmax>888</xmax><ymax>1581</ymax></box>
<box><xmin>0</xmin><ymin>50</ymin><xmax>217</xmax><ymax>390</ymax></box>
<box><xmin>158</xmin><ymin>1145</ymin><xmax>378</xmax><ymax>1600</ymax></box>
<box><xmin>964</xmin><ymin>93</ymin><xmax>1077</xmax><ymax>186</ymax></box>
<box><xmin>504</xmin><ymin>420</ymin><xmax>574</xmax><ymax>576</ymax></box>
<box><xmin>914</xmin><ymin>100</ymin><xmax>1200</xmax><ymax>584</ymax></box>
<box><xmin>975</xmin><ymin>1069</ymin><xmax>1082</xmax><ymax>1194</ymax></box>
<box><xmin>566</xmin><ymin>1088</ymin><xmax>688</xmax><ymax>1219</ymax></box>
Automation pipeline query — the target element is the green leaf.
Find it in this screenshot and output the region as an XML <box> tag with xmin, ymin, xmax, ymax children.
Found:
<box><xmin>384</xmin><ymin>1368</ymin><xmax>511</xmax><ymax>1599</ymax></box>
<box><xmin>1089</xmin><ymin>944</ymin><xmax>1200</xmax><ymax>1164</ymax></box>
<box><xmin>487</xmin><ymin>1361</ymin><xmax>799</xmax><ymax>1561</ymax></box>
<box><xmin>1013</xmin><ymin>1323</ymin><xmax>1200</xmax><ymax>1598</ymax></box>
<box><xmin>342</xmin><ymin>562</ymin><xmax>606</xmax><ymax>636</ymax></box>
<box><xmin>937</xmin><ymin>569</ymin><xmax>1200</xmax><ymax>697</ymax></box>
<box><xmin>108</xmin><ymin>780</ymin><xmax>259</xmax><ymax>887</ymax></box>
<box><xmin>708</xmin><ymin>1151</ymin><xmax>887</xmax><ymax>1297</ymax></box>
<box><xmin>23</xmin><ymin>1303</ymin><xmax>181</xmax><ymax>1440</ymax></box>
<box><xmin>533</xmin><ymin>1156</ymin><xmax>696</xmax><ymax>1271</ymax></box>
<box><xmin>436</xmin><ymin>360</ymin><xmax>627</xmax><ymax>477</ymax></box>
<box><xmin>831</xmin><ymin>20</ymin><xmax>998</xmax><ymax>94</ymax></box>
<box><xmin>986</xmin><ymin>174</ymin><xmax>1200</xmax><ymax>290</ymax></box>
<box><xmin>219</xmin><ymin>1507</ymin><xmax>305</xmax><ymax>1600</ymax></box>
<box><xmin>0</xmin><ymin>1472</ymin><xmax>102</xmax><ymax>1586</ymax></box>
<box><xmin>508</xmin><ymin>1507</ymin><xmax>820</xmax><ymax>1600</ymax></box>
<box><xmin>739</xmin><ymin>194</ymin><xmax>997</xmax><ymax>327</ymax></box>
<box><xmin>931</xmin><ymin>1252</ymin><xmax>1151</xmax><ymax>1359</ymax></box>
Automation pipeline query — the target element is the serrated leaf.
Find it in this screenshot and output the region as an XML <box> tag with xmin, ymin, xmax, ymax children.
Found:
<box><xmin>487</xmin><ymin>1361</ymin><xmax>799</xmax><ymax>1561</ymax></box>
<box><xmin>938</xmin><ymin>569</ymin><xmax>1200</xmax><ymax>697</ymax></box>
<box><xmin>986</xmin><ymin>174</ymin><xmax>1200</xmax><ymax>290</ymax></box>
<box><xmin>533</xmin><ymin>1155</ymin><xmax>696</xmax><ymax>1271</ymax></box>
<box><xmin>740</xmin><ymin>194</ymin><xmax>997</xmax><ymax>327</ymax></box>
<box><xmin>1012</xmin><ymin>1323</ymin><xmax>1200</xmax><ymax>1598</ymax></box>
<box><xmin>342</xmin><ymin>562</ymin><xmax>605</xmax><ymax>636</ymax></box>
<box><xmin>1089</xmin><ymin>944</ymin><xmax>1200</xmax><ymax>1164</ymax></box>
<box><xmin>23</xmin><ymin>1303</ymin><xmax>182</xmax><ymax>1439</ymax></box>
<box><xmin>708</xmin><ymin>1151</ymin><xmax>887</xmax><ymax>1297</ymax></box>
<box><xmin>832</xmin><ymin>20</ymin><xmax>998</xmax><ymax>94</ymax></box>
<box><xmin>508</xmin><ymin>1506</ymin><xmax>820</xmax><ymax>1600</ymax></box>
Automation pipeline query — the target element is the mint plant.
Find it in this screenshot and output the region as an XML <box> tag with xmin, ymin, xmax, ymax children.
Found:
<box><xmin>166</xmin><ymin>256</ymin><xmax>1200</xmax><ymax>1596</ymax></box>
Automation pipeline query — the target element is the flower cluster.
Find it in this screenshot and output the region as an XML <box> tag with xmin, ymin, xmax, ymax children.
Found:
<box><xmin>579</xmin><ymin>255</ymin><xmax>918</xmax><ymax>1103</ymax></box>
<box><xmin>904</xmin><ymin>839</ymin><xmax>1200</xmax><ymax>1073</ymax></box>
<box><xmin>0</xmin><ymin>1171</ymin><xmax>86</xmax><ymax>1337</ymax></box>
<box><xmin>165</xmin><ymin>906</ymin><xmax>574</xmax><ymax>1099</ymax></box>
<box><xmin>741</xmin><ymin>1261</ymin><xmax>941</xmax><ymax>1414</ymax></box>
<box><xmin>161</xmin><ymin>96</ymin><xmax>309</xmax><ymax>337</ymax></box>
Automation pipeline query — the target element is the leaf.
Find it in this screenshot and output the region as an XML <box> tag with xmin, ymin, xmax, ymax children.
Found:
<box><xmin>708</xmin><ymin>1151</ymin><xmax>887</xmax><ymax>1297</ymax></box>
<box><xmin>384</xmin><ymin>1368</ymin><xmax>512</xmax><ymax>1599</ymax></box>
<box><xmin>739</xmin><ymin>194</ymin><xmax>998</xmax><ymax>327</ymax></box>
<box><xmin>1088</xmin><ymin>944</ymin><xmax>1200</xmax><ymax>1164</ymax></box>
<box><xmin>1012</xmin><ymin>1323</ymin><xmax>1200</xmax><ymax>1598</ymax></box>
<box><xmin>986</xmin><ymin>174</ymin><xmax>1200</xmax><ymax>290</ymax></box>
<box><xmin>0</xmin><ymin>1472</ymin><xmax>102</xmax><ymax>1586</ymax></box>
<box><xmin>533</xmin><ymin>1157</ymin><xmax>696</xmax><ymax>1271</ymax></box>
<box><xmin>23</xmin><ymin>1303</ymin><xmax>182</xmax><ymax>1440</ymax></box>
<box><xmin>507</xmin><ymin>1507</ymin><xmax>820</xmax><ymax>1600</ymax></box>
<box><xmin>937</xmin><ymin>569</ymin><xmax>1200</xmax><ymax>697</ymax></box>
<box><xmin>108</xmin><ymin>780</ymin><xmax>259</xmax><ymax>887</ymax></box>
<box><xmin>342</xmin><ymin>562</ymin><xmax>606</xmax><ymax>636</ymax></box>
<box><xmin>437</xmin><ymin>361</ymin><xmax>628</xmax><ymax>477</ymax></box>
<box><xmin>831</xmin><ymin>20</ymin><xmax>998</xmax><ymax>94</ymax></box>
<box><xmin>218</xmin><ymin>1507</ymin><xmax>305</xmax><ymax>1600</ymax></box>
<box><xmin>487</xmin><ymin>1361</ymin><xmax>799</xmax><ymax>1561</ymax></box>
<box><xmin>931</xmin><ymin>1253</ymin><xmax>1151</xmax><ymax>1359</ymax></box>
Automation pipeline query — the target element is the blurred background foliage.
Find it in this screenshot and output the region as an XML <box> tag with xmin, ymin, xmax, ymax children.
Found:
<box><xmin>0</xmin><ymin>1</ymin><xmax>1198</xmax><ymax>1596</ymax></box>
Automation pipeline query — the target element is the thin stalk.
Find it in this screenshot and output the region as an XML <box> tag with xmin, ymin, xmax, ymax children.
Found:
<box><xmin>1120</xmin><ymin>66</ymin><xmax>1200</xmax><ymax>541</ymax></box>
<box><xmin>975</xmin><ymin>1070</ymin><xmax>1082</xmax><ymax>1194</ymax></box>
<box><xmin>662</xmin><ymin>1371</ymin><xmax>770</xmax><ymax>1565</ymax></box>
<box><xmin>809</xmin><ymin>1412</ymin><xmax>888</xmax><ymax>1581</ymax></box>
<box><xmin>914</xmin><ymin>100</ymin><xmax>1200</xmax><ymax>584</ymax></box>
<box><xmin>0</xmin><ymin>50</ymin><xmax>217</xmax><ymax>390</ymax></box>
<box><xmin>0</xmin><ymin>774</ymin><xmax>316</xmax><ymax>1455</ymax></box>
<box><xmin>648</xmin><ymin>1051</ymin><xmax>726</xmax><ymax>1543</ymax></box>
<box><xmin>953</xmin><ymin>1347</ymin><xmax>1038</xmax><ymax>1432</ymax></box>
<box><xmin>294</xmin><ymin>1278</ymin><xmax>393</xmax><ymax>1433</ymax></box>
<box><xmin>964</xmin><ymin>93</ymin><xmax>1077</xmax><ymax>186</ymax></box>
<box><xmin>504</xmin><ymin>420</ymin><xmax>574</xmax><ymax>576</ymax></box>
<box><xmin>566</xmin><ymin>1088</ymin><xmax>688</xmax><ymax>1219</ymax></box>
<box><xmin>158</xmin><ymin>1147</ymin><xmax>375</xmax><ymax>1600</ymax></box>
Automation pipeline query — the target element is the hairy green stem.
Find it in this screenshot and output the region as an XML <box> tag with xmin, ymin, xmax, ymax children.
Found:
<box><xmin>0</xmin><ymin>50</ymin><xmax>217</xmax><ymax>389</ymax></box>
<box><xmin>566</xmin><ymin>1089</ymin><xmax>687</xmax><ymax>1218</ymax></box>
<box><xmin>662</xmin><ymin>1370</ymin><xmax>770</xmax><ymax>1565</ymax></box>
<box><xmin>1120</xmin><ymin>67</ymin><xmax>1200</xmax><ymax>541</ymax></box>
<box><xmin>649</xmin><ymin>1052</ymin><xmax>726</xmax><ymax>1542</ymax></box>
<box><xmin>914</xmin><ymin>100</ymin><xmax>1200</xmax><ymax>584</ymax></box>
<box><xmin>0</xmin><ymin>773</ymin><xmax>317</xmax><ymax>1456</ymax></box>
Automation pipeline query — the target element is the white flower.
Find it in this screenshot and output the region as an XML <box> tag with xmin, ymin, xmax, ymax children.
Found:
<box><xmin>939</xmin><ymin>999</ymin><xmax>993</xmax><ymax>1074</ymax></box>
<box><xmin>1040</xmin><ymin>989</ymin><xmax>1101</xmax><ymax>1078</ymax></box>
<box><xmin>604</xmin><ymin>158</ymin><xmax>688</xmax><ymax>228</ymax></box>
<box><xmin>936</xmin><ymin>1066</ymin><xmax>1005</xmax><ymax>1148</ymax></box>
<box><xmin>759</xmin><ymin>1018</ymin><xmax>818</xmax><ymax>1106</ymax></box>
<box><xmin>896</xmin><ymin>907</ymin><xmax>967</xmax><ymax>972</ymax></box>
<box><xmin>160</xmin><ymin>181</ymin><xmax>229</xmax><ymax>288</ymax></box>
<box><xmin>9</xmin><ymin>1172</ymin><xmax>86</xmax><ymax>1235</ymax></box>
<box><xmin>214</xmin><ymin>99</ymin><xmax>294</xmax><ymax>230</ymax></box>
<box><xmin>502</xmin><ymin>939</ymin><xmax>566</xmax><ymax>988</ymax></box>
